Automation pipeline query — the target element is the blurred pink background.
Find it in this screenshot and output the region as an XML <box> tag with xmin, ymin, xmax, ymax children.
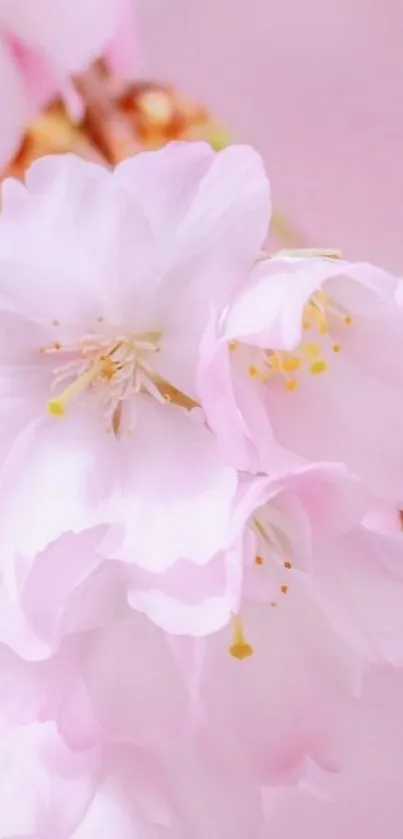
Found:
<box><xmin>137</xmin><ymin>0</ymin><xmax>403</xmax><ymax>272</ymax></box>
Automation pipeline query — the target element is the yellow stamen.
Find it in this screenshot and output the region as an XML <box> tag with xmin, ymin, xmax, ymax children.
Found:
<box><xmin>47</xmin><ymin>362</ymin><xmax>102</xmax><ymax>417</ymax></box>
<box><xmin>229</xmin><ymin>614</ymin><xmax>254</xmax><ymax>660</ymax></box>
<box><xmin>301</xmin><ymin>343</ymin><xmax>321</xmax><ymax>360</ymax></box>
<box><xmin>332</xmin><ymin>343</ymin><xmax>341</xmax><ymax>353</ymax></box>
<box><xmin>282</xmin><ymin>356</ymin><xmax>300</xmax><ymax>373</ymax></box>
<box><xmin>268</xmin><ymin>353</ymin><xmax>280</xmax><ymax>372</ymax></box>
<box><xmin>310</xmin><ymin>359</ymin><xmax>327</xmax><ymax>375</ymax></box>
<box><xmin>308</xmin><ymin>304</ymin><xmax>329</xmax><ymax>334</ymax></box>
<box><xmin>285</xmin><ymin>377</ymin><xmax>298</xmax><ymax>390</ymax></box>
<box><xmin>99</xmin><ymin>356</ymin><xmax>116</xmax><ymax>382</ymax></box>
<box><xmin>112</xmin><ymin>403</ymin><xmax>122</xmax><ymax>436</ymax></box>
<box><xmin>280</xmin><ymin>584</ymin><xmax>289</xmax><ymax>594</ymax></box>
<box><xmin>344</xmin><ymin>314</ymin><xmax>353</xmax><ymax>325</ymax></box>
<box><xmin>248</xmin><ymin>364</ymin><xmax>258</xmax><ymax>377</ymax></box>
<box><xmin>229</xmin><ymin>340</ymin><xmax>237</xmax><ymax>352</ymax></box>
<box><xmin>255</xmin><ymin>554</ymin><xmax>264</xmax><ymax>566</ymax></box>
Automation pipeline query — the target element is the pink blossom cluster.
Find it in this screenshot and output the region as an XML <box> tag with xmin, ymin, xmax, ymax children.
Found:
<box><xmin>1</xmin><ymin>141</ymin><xmax>403</xmax><ymax>836</ymax></box>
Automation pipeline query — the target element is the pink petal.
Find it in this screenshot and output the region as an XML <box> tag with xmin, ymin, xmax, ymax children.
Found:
<box><xmin>311</xmin><ymin>526</ymin><xmax>403</xmax><ymax>665</ymax></box>
<box><xmin>264</xmin><ymin>355</ymin><xmax>403</xmax><ymax>505</ymax></box>
<box><xmin>82</xmin><ymin>614</ymin><xmax>189</xmax><ymax>750</ymax></box>
<box><xmin>127</xmin><ymin>552</ymin><xmax>234</xmax><ymax>636</ymax></box>
<box><xmin>117</xmin><ymin>142</ymin><xmax>271</xmax><ymax>321</ymax></box>
<box><xmin>0</xmin><ymin>155</ymin><xmax>157</xmax><ymax>328</ymax></box>
<box><xmin>0</xmin><ymin>411</ymin><xmax>109</xmax><ymax>558</ymax></box>
<box><xmin>201</xmin><ymin>594</ymin><xmax>361</xmax><ymax>785</ymax></box>
<box><xmin>0</xmin><ymin>35</ymin><xmax>29</xmax><ymax>169</ymax></box>
<box><xmin>0</xmin><ymin>0</ymin><xmax>132</xmax><ymax>74</ymax></box>
<box><xmin>110</xmin><ymin>397</ymin><xmax>237</xmax><ymax>570</ymax></box>
<box><xmin>265</xmin><ymin>670</ymin><xmax>403</xmax><ymax>839</ymax></box>
<box><xmin>0</xmin><ymin>719</ymin><xmax>97</xmax><ymax>837</ymax></box>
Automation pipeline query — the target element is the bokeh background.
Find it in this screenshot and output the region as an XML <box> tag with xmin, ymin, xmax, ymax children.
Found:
<box><xmin>137</xmin><ymin>0</ymin><xmax>403</xmax><ymax>271</ymax></box>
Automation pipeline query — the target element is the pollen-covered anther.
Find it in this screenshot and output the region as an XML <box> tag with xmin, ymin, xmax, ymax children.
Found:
<box><xmin>265</xmin><ymin>350</ymin><xmax>300</xmax><ymax>390</ymax></box>
<box><xmin>303</xmin><ymin>287</ymin><xmax>354</xmax><ymax>338</ymax></box>
<box><xmin>248</xmin><ymin>363</ymin><xmax>270</xmax><ymax>382</ymax></box>
<box><xmin>280</xmin><ymin>584</ymin><xmax>289</xmax><ymax>594</ymax></box>
<box><xmin>255</xmin><ymin>554</ymin><xmax>264</xmax><ymax>566</ymax></box>
<box><xmin>228</xmin><ymin>614</ymin><xmax>254</xmax><ymax>660</ymax></box>
<box><xmin>301</xmin><ymin>343</ymin><xmax>321</xmax><ymax>360</ymax></box>
<box><xmin>310</xmin><ymin>359</ymin><xmax>328</xmax><ymax>375</ymax></box>
<box><xmin>99</xmin><ymin>356</ymin><xmax>117</xmax><ymax>382</ymax></box>
<box><xmin>281</xmin><ymin>356</ymin><xmax>300</xmax><ymax>373</ymax></box>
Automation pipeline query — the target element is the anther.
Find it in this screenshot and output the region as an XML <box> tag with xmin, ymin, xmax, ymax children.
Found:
<box><xmin>302</xmin><ymin>343</ymin><xmax>321</xmax><ymax>360</ymax></box>
<box><xmin>282</xmin><ymin>356</ymin><xmax>300</xmax><ymax>373</ymax></box>
<box><xmin>310</xmin><ymin>359</ymin><xmax>327</xmax><ymax>375</ymax></box>
<box><xmin>280</xmin><ymin>584</ymin><xmax>289</xmax><ymax>594</ymax></box>
<box><xmin>255</xmin><ymin>555</ymin><xmax>264</xmax><ymax>566</ymax></box>
<box><xmin>100</xmin><ymin>357</ymin><xmax>116</xmax><ymax>382</ymax></box>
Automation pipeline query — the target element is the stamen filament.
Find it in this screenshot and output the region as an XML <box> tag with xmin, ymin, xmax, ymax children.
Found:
<box><xmin>47</xmin><ymin>361</ymin><xmax>102</xmax><ymax>416</ymax></box>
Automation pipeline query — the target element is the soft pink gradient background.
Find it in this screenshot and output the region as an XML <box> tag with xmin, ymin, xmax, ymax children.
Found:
<box><xmin>137</xmin><ymin>0</ymin><xmax>403</xmax><ymax>271</ymax></box>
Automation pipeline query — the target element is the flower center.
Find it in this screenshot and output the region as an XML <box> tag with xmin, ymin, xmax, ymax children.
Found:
<box><xmin>231</xmin><ymin>288</ymin><xmax>353</xmax><ymax>390</ymax></box>
<box><xmin>41</xmin><ymin>326</ymin><xmax>198</xmax><ymax>433</ymax></box>
<box><xmin>228</xmin><ymin>515</ymin><xmax>294</xmax><ymax>660</ymax></box>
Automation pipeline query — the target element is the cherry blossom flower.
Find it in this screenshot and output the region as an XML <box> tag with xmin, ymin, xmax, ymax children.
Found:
<box><xmin>0</xmin><ymin>549</ymin><xmax>358</xmax><ymax>789</ymax></box>
<box><xmin>124</xmin><ymin>460</ymin><xmax>403</xmax><ymax>668</ymax></box>
<box><xmin>199</xmin><ymin>254</ymin><xmax>403</xmax><ymax>504</ymax></box>
<box><xmin>0</xmin><ymin>142</ymin><xmax>269</xmax><ymax>567</ymax></box>
<box><xmin>2</xmin><ymin>465</ymin><xmax>402</xmax><ymax>787</ymax></box>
